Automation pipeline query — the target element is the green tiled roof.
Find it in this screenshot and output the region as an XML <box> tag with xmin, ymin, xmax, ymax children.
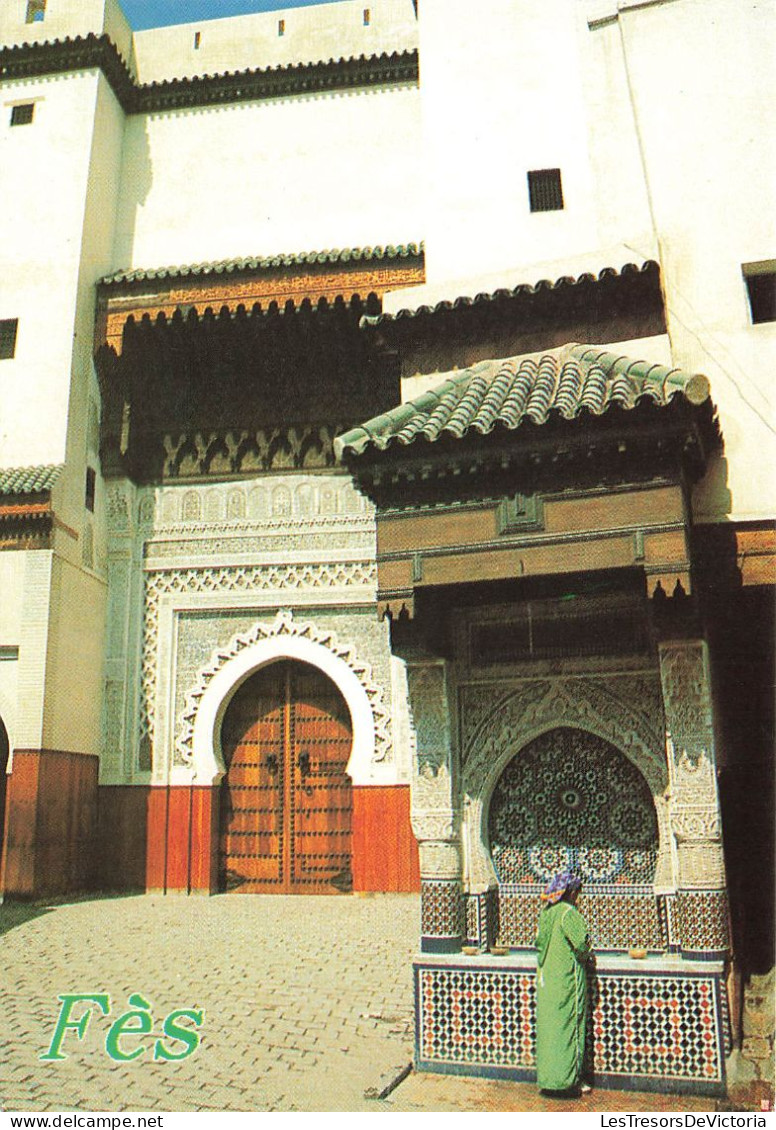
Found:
<box><xmin>0</xmin><ymin>465</ymin><xmax>62</xmax><ymax>496</ymax></box>
<box><xmin>100</xmin><ymin>243</ymin><xmax>424</xmax><ymax>288</ymax></box>
<box><xmin>335</xmin><ymin>344</ymin><xmax>712</xmax><ymax>458</ymax></box>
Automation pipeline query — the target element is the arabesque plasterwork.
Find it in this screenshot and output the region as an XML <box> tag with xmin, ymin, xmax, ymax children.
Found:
<box><xmin>175</xmin><ymin>608</ymin><xmax>391</xmax><ymax>768</ymax></box>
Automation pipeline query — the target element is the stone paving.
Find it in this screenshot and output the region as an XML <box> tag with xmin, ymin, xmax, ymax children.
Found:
<box><xmin>0</xmin><ymin>891</ymin><xmax>744</xmax><ymax>1114</ymax></box>
<box><xmin>1</xmin><ymin>892</ymin><xmax>417</xmax><ymax>1113</ymax></box>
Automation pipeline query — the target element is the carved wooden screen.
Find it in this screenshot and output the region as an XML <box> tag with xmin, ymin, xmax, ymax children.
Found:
<box><xmin>219</xmin><ymin>660</ymin><xmax>353</xmax><ymax>893</ymax></box>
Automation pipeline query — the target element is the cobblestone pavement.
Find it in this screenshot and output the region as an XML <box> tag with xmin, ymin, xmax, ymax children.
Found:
<box><xmin>0</xmin><ymin>893</ymin><xmax>725</xmax><ymax>1114</ymax></box>
<box><xmin>0</xmin><ymin>893</ymin><xmax>417</xmax><ymax>1113</ymax></box>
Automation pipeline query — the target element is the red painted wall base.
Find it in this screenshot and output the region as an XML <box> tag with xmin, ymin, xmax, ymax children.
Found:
<box><xmin>352</xmin><ymin>785</ymin><xmax>420</xmax><ymax>892</ymax></box>
<box><xmin>146</xmin><ymin>786</ymin><xmax>218</xmax><ymax>894</ymax></box>
<box><xmin>91</xmin><ymin>783</ymin><xmax>420</xmax><ymax>896</ymax></box>
<box><xmin>1</xmin><ymin>749</ymin><xmax>98</xmax><ymax>898</ymax></box>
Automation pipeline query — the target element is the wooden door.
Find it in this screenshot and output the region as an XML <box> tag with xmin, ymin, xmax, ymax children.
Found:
<box><xmin>219</xmin><ymin>660</ymin><xmax>353</xmax><ymax>893</ymax></box>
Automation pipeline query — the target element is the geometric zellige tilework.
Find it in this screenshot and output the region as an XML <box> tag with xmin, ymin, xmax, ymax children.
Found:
<box><xmin>497</xmin><ymin>888</ymin><xmax>665</xmax><ymax>950</ymax></box>
<box><xmin>416</xmin><ymin>963</ymin><xmax>723</xmax><ymax>1089</ymax></box>
<box><xmin>465</xmin><ymin>895</ymin><xmax>479</xmax><ymax>945</ymax></box>
<box><xmin>418</xmin><ymin>967</ymin><xmax>535</xmax><ymax>1066</ymax></box>
<box><xmin>421</xmin><ymin>880</ymin><xmax>463</xmax><ymax>938</ymax></box>
<box><xmin>675</xmin><ymin>889</ymin><xmax>730</xmax><ymax>953</ymax></box>
<box><xmin>465</xmin><ymin>891</ymin><xmax>499</xmax><ymax>948</ymax></box>
<box><xmin>594</xmin><ymin>976</ymin><xmax>722</xmax><ymax>1081</ymax></box>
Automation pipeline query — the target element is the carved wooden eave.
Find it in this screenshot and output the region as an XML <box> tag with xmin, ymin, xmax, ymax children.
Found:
<box><xmin>94</xmin><ymin>243</ymin><xmax>425</xmax><ymax>357</ymax></box>
<box><xmin>0</xmin><ymin>465</ymin><xmax>62</xmax><ymax>551</ymax></box>
<box><xmin>360</xmin><ymin>260</ymin><xmax>666</xmax><ymax>379</ymax></box>
<box><xmin>94</xmin><ymin>295</ymin><xmax>401</xmax><ymax>485</ymax></box>
<box><xmin>335</xmin><ymin>345</ymin><xmax>722</xmax><ymax>616</ymax></box>
<box><xmin>0</xmin><ymin>33</ymin><xmax>418</xmax><ymax>116</ymax></box>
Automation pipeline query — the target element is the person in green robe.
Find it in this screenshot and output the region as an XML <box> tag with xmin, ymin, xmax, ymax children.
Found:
<box><xmin>535</xmin><ymin>870</ymin><xmax>593</xmax><ymax>1095</ymax></box>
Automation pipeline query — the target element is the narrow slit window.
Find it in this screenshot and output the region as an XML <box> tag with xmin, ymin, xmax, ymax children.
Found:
<box><xmin>527</xmin><ymin>168</ymin><xmax>564</xmax><ymax>213</ymax></box>
<box><xmin>0</xmin><ymin>319</ymin><xmax>19</xmax><ymax>360</ymax></box>
<box><xmin>278</xmin><ymin>18</ymin><xmax>285</xmax><ymax>36</ymax></box>
<box><xmin>10</xmin><ymin>103</ymin><xmax>35</xmax><ymax>127</ymax></box>
<box><xmin>363</xmin><ymin>8</ymin><xmax>371</xmax><ymax>25</ymax></box>
<box><xmin>743</xmin><ymin>262</ymin><xmax>776</xmax><ymax>324</ymax></box>
<box><xmin>193</xmin><ymin>31</ymin><xmax>201</xmax><ymax>49</ymax></box>
<box><xmin>85</xmin><ymin>467</ymin><xmax>96</xmax><ymax>513</ymax></box>
<box><xmin>26</xmin><ymin>0</ymin><xmax>46</xmax><ymax>22</ymax></box>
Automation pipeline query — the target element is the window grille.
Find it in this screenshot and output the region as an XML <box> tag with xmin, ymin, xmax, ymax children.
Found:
<box><xmin>527</xmin><ymin>168</ymin><xmax>564</xmax><ymax>212</ymax></box>
<box><xmin>10</xmin><ymin>103</ymin><xmax>34</xmax><ymax>126</ymax></box>
<box><xmin>85</xmin><ymin>467</ymin><xmax>96</xmax><ymax>513</ymax></box>
<box><xmin>743</xmin><ymin>262</ymin><xmax>776</xmax><ymax>324</ymax></box>
<box><xmin>0</xmin><ymin>319</ymin><xmax>18</xmax><ymax>360</ymax></box>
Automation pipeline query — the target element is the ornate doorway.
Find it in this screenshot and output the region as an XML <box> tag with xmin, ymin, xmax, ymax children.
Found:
<box><xmin>219</xmin><ymin>660</ymin><xmax>353</xmax><ymax>893</ymax></box>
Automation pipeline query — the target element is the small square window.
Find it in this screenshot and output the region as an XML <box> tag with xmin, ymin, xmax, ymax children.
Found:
<box><xmin>10</xmin><ymin>103</ymin><xmax>35</xmax><ymax>127</ymax></box>
<box><xmin>25</xmin><ymin>0</ymin><xmax>46</xmax><ymax>22</ymax></box>
<box><xmin>528</xmin><ymin>168</ymin><xmax>564</xmax><ymax>213</ymax></box>
<box><xmin>85</xmin><ymin>467</ymin><xmax>96</xmax><ymax>513</ymax></box>
<box><xmin>0</xmin><ymin>319</ymin><xmax>18</xmax><ymax>360</ymax></box>
<box><xmin>743</xmin><ymin>262</ymin><xmax>776</xmax><ymax>325</ymax></box>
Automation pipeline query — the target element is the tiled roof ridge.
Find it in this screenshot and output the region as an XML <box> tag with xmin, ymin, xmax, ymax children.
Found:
<box><xmin>360</xmin><ymin>261</ymin><xmax>658</xmax><ymax>325</ymax></box>
<box><xmin>0</xmin><ymin>464</ymin><xmax>63</xmax><ymax>496</ymax></box>
<box><xmin>334</xmin><ymin>343</ymin><xmax>713</xmax><ymax>458</ymax></box>
<box><xmin>100</xmin><ymin>242</ymin><xmax>425</xmax><ymax>288</ymax></box>
<box><xmin>0</xmin><ymin>33</ymin><xmax>419</xmax><ymax>116</ymax></box>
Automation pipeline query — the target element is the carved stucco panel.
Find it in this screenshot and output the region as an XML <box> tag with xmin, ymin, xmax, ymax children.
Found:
<box><xmin>140</xmin><ymin>559</ymin><xmax>377</xmax><ymax>749</ymax></box>
<box><xmin>406</xmin><ymin>663</ymin><xmax>459</xmax><ymax>845</ymax></box>
<box><xmin>659</xmin><ymin>641</ymin><xmax>714</xmax><ymax>765</ymax></box>
<box><xmin>462</xmin><ymin>675</ymin><xmax>666</xmax><ymax>797</ymax></box>
<box><xmin>459</xmin><ymin>673</ymin><xmax>668</xmax><ymax>894</ymax></box>
<box><xmin>418</xmin><ymin>839</ymin><xmax>463</xmax><ymax>880</ymax></box>
<box><xmin>175</xmin><ymin>609</ymin><xmax>393</xmax><ymax>773</ymax></box>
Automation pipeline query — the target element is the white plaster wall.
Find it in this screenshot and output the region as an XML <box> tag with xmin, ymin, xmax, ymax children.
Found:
<box><xmin>0</xmin><ymin>557</ymin><xmax>24</xmax><ymax>645</ymax></box>
<box><xmin>130</xmin><ymin>0</ymin><xmax>418</xmax><ymax>83</ymax></box>
<box><xmin>593</xmin><ymin>0</ymin><xmax>776</xmax><ymax>520</ymax></box>
<box><xmin>417</xmin><ymin>0</ymin><xmax>604</xmax><ymax>288</ymax></box>
<box><xmin>0</xmin><ymin>554</ymin><xmax>24</xmax><ymax>751</ymax></box>
<box><xmin>0</xmin><ymin>71</ymin><xmax>102</xmax><ymax>468</ymax></box>
<box><xmin>57</xmin><ymin>74</ymin><xmax>125</xmax><ymax>542</ymax></box>
<box><xmin>112</xmin><ymin>84</ymin><xmax>421</xmax><ymax>269</ymax></box>
<box><xmin>0</xmin><ymin>0</ymin><xmax>133</xmax><ymax>63</ymax></box>
<box><xmin>43</xmin><ymin>555</ymin><xmax>106</xmax><ymax>754</ymax></box>
<box><xmin>413</xmin><ymin>0</ymin><xmax>775</xmax><ymax>522</ymax></box>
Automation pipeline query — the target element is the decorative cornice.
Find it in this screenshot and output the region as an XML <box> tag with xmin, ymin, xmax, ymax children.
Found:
<box><xmin>99</xmin><ymin>242</ymin><xmax>424</xmax><ymax>289</ymax></box>
<box><xmin>0</xmin><ymin>33</ymin><xmax>419</xmax><ymax>116</ymax></box>
<box><xmin>360</xmin><ymin>260</ymin><xmax>660</xmax><ymax>327</ymax></box>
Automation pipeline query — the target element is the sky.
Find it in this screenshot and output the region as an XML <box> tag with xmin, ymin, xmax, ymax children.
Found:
<box><xmin>121</xmin><ymin>0</ymin><xmax>343</xmax><ymax>31</ymax></box>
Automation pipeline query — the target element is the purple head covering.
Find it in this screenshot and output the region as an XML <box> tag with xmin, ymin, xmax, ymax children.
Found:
<box><xmin>541</xmin><ymin>870</ymin><xmax>582</xmax><ymax>905</ymax></box>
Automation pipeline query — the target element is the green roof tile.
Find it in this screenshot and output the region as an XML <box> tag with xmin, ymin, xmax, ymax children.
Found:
<box><xmin>0</xmin><ymin>464</ymin><xmax>62</xmax><ymax>496</ymax></box>
<box><xmin>334</xmin><ymin>344</ymin><xmax>713</xmax><ymax>458</ymax></box>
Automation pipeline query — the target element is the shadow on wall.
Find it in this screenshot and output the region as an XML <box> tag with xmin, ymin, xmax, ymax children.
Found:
<box><xmin>112</xmin><ymin>117</ymin><xmax>153</xmax><ymax>269</ymax></box>
<box><xmin>694</xmin><ymin>522</ymin><xmax>775</xmax><ymax>978</ymax></box>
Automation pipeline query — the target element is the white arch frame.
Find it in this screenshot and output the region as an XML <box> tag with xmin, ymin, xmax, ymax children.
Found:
<box><xmin>189</xmin><ymin>634</ymin><xmax>376</xmax><ymax>786</ymax></box>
